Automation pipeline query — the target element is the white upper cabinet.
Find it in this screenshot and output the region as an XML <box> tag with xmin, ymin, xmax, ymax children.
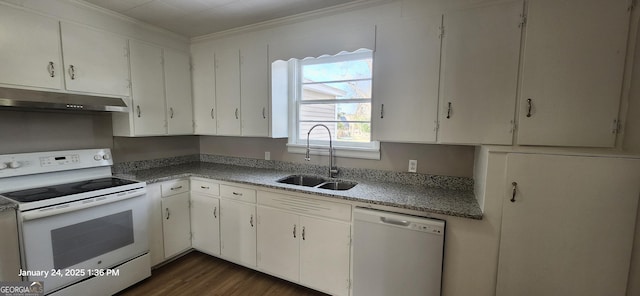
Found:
<box><xmin>60</xmin><ymin>22</ymin><xmax>130</xmax><ymax>97</ymax></box>
<box><xmin>129</xmin><ymin>40</ymin><xmax>166</xmax><ymax>136</ymax></box>
<box><xmin>516</xmin><ymin>0</ymin><xmax>630</xmax><ymax>147</ymax></box>
<box><xmin>240</xmin><ymin>40</ymin><xmax>270</xmax><ymax>137</ymax></box>
<box><xmin>215</xmin><ymin>40</ymin><xmax>242</xmax><ymax>136</ymax></box>
<box><xmin>372</xmin><ymin>16</ymin><xmax>442</xmax><ymax>143</ymax></box>
<box><xmin>0</xmin><ymin>5</ymin><xmax>62</xmax><ymax>90</ymax></box>
<box><xmin>437</xmin><ymin>1</ymin><xmax>523</xmax><ymax>145</ymax></box>
<box><xmin>191</xmin><ymin>42</ymin><xmax>218</xmax><ymax>135</ymax></box>
<box><xmin>164</xmin><ymin>49</ymin><xmax>194</xmax><ymax>135</ymax></box>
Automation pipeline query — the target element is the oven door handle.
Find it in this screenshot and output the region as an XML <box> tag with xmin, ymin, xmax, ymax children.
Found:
<box><xmin>21</xmin><ymin>188</ymin><xmax>146</xmax><ymax>221</ymax></box>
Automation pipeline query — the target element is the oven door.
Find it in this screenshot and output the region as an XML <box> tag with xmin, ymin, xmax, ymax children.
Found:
<box><xmin>20</xmin><ymin>189</ymin><xmax>148</xmax><ymax>294</ymax></box>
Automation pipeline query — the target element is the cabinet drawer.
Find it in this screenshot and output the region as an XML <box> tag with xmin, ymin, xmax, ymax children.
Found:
<box><xmin>161</xmin><ymin>179</ymin><xmax>189</xmax><ymax>197</ymax></box>
<box><xmin>191</xmin><ymin>179</ymin><xmax>220</xmax><ymax>196</ymax></box>
<box><xmin>220</xmin><ymin>184</ymin><xmax>256</xmax><ymax>203</ymax></box>
<box><xmin>258</xmin><ymin>191</ymin><xmax>352</xmax><ymax>222</ymax></box>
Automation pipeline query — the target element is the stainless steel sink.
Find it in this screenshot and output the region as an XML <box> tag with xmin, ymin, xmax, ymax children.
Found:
<box><xmin>277</xmin><ymin>175</ymin><xmax>326</xmax><ymax>187</ymax></box>
<box><xmin>317</xmin><ymin>181</ymin><xmax>357</xmax><ymax>191</ymax></box>
<box><xmin>277</xmin><ymin>175</ymin><xmax>357</xmax><ymax>191</ymax></box>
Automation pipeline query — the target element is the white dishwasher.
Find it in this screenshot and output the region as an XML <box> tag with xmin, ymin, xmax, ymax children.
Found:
<box><xmin>353</xmin><ymin>208</ymin><xmax>445</xmax><ymax>296</ymax></box>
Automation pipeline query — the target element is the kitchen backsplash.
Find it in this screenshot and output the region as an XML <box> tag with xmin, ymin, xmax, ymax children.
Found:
<box><xmin>112</xmin><ymin>154</ymin><xmax>473</xmax><ymax>192</ymax></box>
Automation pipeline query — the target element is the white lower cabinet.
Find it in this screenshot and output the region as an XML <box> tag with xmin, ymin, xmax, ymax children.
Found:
<box><xmin>257</xmin><ymin>191</ymin><xmax>352</xmax><ymax>296</ymax></box>
<box><xmin>160</xmin><ymin>180</ymin><xmax>192</xmax><ymax>259</ymax></box>
<box><xmin>190</xmin><ymin>181</ymin><xmax>221</xmax><ymax>256</ymax></box>
<box><xmin>496</xmin><ymin>153</ymin><xmax>640</xmax><ymax>296</ymax></box>
<box><xmin>220</xmin><ymin>184</ymin><xmax>257</xmax><ymax>267</ymax></box>
<box><xmin>146</xmin><ymin>183</ymin><xmax>164</xmax><ymax>267</ymax></box>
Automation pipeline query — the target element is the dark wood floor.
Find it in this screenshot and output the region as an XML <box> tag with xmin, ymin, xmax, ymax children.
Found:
<box><xmin>117</xmin><ymin>251</ymin><xmax>328</xmax><ymax>296</ymax></box>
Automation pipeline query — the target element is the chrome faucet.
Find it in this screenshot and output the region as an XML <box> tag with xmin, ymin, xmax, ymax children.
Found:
<box><xmin>305</xmin><ymin>124</ymin><xmax>338</xmax><ymax>178</ymax></box>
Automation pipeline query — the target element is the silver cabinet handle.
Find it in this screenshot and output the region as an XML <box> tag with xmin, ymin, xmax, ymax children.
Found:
<box><xmin>165</xmin><ymin>208</ymin><xmax>170</xmax><ymax>220</ymax></box>
<box><xmin>262</xmin><ymin>107</ymin><xmax>266</xmax><ymax>119</ymax></box>
<box><xmin>69</xmin><ymin>65</ymin><xmax>75</xmax><ymax>80</ymax></box>
<box><xmin>213</xmin><ymin>206</ymin><xmax>217</xmax><ymax>219</ymax></box>
<box><xmin>200</xmin><ymin>186</ymin><xmax>210</xmax><ymax>189</ymax></box>
<box><xmin>511</xmin><ymin>182</ymin><xmax>518</xmax><ymax>202</ymax></box>
<box><xmin>170</xmin><ymin>186</ymin><xmax>182</xmax><ymax>191</ymax></box>
<box><xmin>48</xmin><ymin>62</ymin><xmax>55</xmax><ymax>77</ymax></box>
<box><xmin>232</xmin><ymin>192</ymin><xmax>243</xmax><ymax>196</ymax></box>
<box><xmin>210</xmin><ymin>108</ymin><xmax>215</xmax><ymax>119</ymax></box>
<box><xmin>446</xmin><ymin>102</ymin><xmax>452</xmax><ymax>119</ymax></box>
<box><xmin>136</xmin><ymin>105</ymin><xmax>141</xmax><ymax>118</ymax></box>
<box><xmin>380</xmin><ymin>104</ymin><xmax>384</xmax><ymax>119</ymax></box>
<box><xmin>526</xmin><ymin>99</ymin><xmax>532</xmax><ymax>117</ymax></box>
<box><xmin>250</xmin><ymin>214</ymin><xmax>254</xmax><ymax>227</ymax></box>
<box><xmin>293</xmin><ymin>224</ymin><xmax>297</xmax><ymax>238</ymax></box>
<box><xmin>302</xmin><ymin>226</ymin><xmax>306</xmax><ymax>240</ymax></box>
<box><xmin>235</xmin><ymin>108</ymin><xmax>239</xmax><ymax>119</ymax></box>
<box><xmin>170</xmin><ymin>107</ymin><xmax>174</xmax><ymax>119</ymax></box>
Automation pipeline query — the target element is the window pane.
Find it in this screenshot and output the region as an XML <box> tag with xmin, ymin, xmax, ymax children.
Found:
<box><xmin>299</xmin><ymin>121</ymin><xmax>371</xmax><ymax>143</ymax></box>
<box><xmin>302</xmin><ymin>57</ymin><xmax>372</xmax><ymax>83</ymax></box>
<box><xmin>302</xmin><ymin>81</ymin><xmax>372</xmax><ymax>100</ymax></box>
<box><xmin>300</xmin><ymin>103</ymin><xmax>371</xmax><ymax>122</ymax></box>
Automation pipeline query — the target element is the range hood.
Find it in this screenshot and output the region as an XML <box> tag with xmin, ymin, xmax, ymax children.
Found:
<box><xmin>0</xmin><ymin>87</ymin><xmax>128</xmax><ymax>112</ymax></box>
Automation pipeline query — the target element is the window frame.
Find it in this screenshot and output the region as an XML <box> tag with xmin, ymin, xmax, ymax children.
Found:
<box><xmin>286</xmin><ymin>50</ymin><xmax>380</xmax><ymax>160</ymax></box>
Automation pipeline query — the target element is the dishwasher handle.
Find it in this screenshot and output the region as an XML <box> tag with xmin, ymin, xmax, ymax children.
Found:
<box><xmin>380</xmin><ymin>217</ymin><xmax>411</xmax><ymax>227</ymax></box>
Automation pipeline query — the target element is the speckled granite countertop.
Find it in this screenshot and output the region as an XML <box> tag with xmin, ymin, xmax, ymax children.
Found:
<box><xmin>115</xmin><ymin>162</ymin><xmax>483</xmax><ymax>220</ymax></box>
<box><xmin>0</xmin><ymin>199</ymin><xmax>17</xmax><ymax>213</ymax></box>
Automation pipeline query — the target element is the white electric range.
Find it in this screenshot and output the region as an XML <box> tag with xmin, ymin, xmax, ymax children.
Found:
<box><xmin>0</xmin><ymin>148</ymin><xmax>150</xmax><ymax>295</ymax></box>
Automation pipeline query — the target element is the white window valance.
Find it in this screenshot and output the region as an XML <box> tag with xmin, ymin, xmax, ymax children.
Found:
<box><xmin>269</xmin><ymin>23</ymin><xmax>375</xmax><ymax>62</ymax></box>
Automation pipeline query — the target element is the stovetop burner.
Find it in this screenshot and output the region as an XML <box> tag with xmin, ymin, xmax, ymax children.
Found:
<box><xmin>1</xmin><ymin>177</ymin><xmax>138</xmax><ymax>203</ymax></box>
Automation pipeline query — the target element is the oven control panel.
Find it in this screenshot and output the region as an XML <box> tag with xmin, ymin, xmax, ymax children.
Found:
<box><xmin>0</xmin><ymin>149</ymin><xmax>112</xmax><ymax>178</ymax></box>
<box><xmin>40</xmin><ymin>154</ymin><xmax>81</xmax><ymax>167</ymax></box>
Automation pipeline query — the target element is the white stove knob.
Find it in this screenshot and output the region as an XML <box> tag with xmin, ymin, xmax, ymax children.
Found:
<box><xmin>0</xmin><ymin>163</ymin><xmax>7</xmax><ymax>170</ymax></box>
<box><xmin>102</xmin><ymin>154</ymin><xmax>111</xmax><ymax>160</ymax></box>
<box><xmin>8</xmin><ymin>161</ymin><xmax>20</xmax><ymax>168</ymax></box>
<box><xmin>94</xmin><ymin>155</ymin><xmax>102</xmax><ymax>161</ymax></box>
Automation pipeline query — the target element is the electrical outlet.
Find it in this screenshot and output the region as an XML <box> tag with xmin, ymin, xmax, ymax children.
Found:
<box><xmin>408</xmin><ymin>160</ymin><xmax>417</xmax><ymax>173</ymax></box>
<box><xmin>265</xmin><ymin>151</ymin><xmax>271</xmax><ymax>160</ymax></box>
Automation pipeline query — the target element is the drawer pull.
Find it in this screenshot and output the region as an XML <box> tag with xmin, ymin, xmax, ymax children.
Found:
<box><xmin>250</xmin><ymin>214</ymin><xmax>254</xmax><ymax>227</ymax></box>
<box><xmin>213</xmin><ymin>206</ymin><xmax>217</xmax><ymax>219</ymax></box>
<box><xmin>200</xmin><ymin>186</ymin><xmax>210</xmax><ymax>189</ymax></box>
<box><xmin>232</xmin><ymin>192</ymin><xmax>243</xmax><ymax>196</ymax></box>
<box><xmin>302</xmin><ymin>226</ymin><xmax>306</xmax><ymax>240</ymax></box>
<box><xmin>511</xmin><ymin>182</ymin><xmax>518</xmax><ymax>202</ymax></box>
<box><xmin>165</xmin><ymin>208</ymin><xmax>170</xmax><ymax>220</ymax></box>
<box><xmin>293</xmin><ymin>224</ymin><xmax>297</xmax><ymax>238</ymax></box>
<box><xmin>171</xmin><ymin>186</ymin><xmax>183</xmax><ymax>191</ymax></box>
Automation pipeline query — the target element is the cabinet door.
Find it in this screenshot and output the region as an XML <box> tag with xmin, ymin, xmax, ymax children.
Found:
<box><xmin>372</xmin><ymin>16</ymin><xmax>441</xmax><ymax>143</ymax></box>
<box><xmin>192</xmin><ymin>42</ymin><xmax>217</xmax><ymax>135</ymax></box>
<box><xmin>240</xmin><ymin>43</ymin><xmax>269</xmax><ymax>137</ymax></box>
<box><xmin>438</xmin><ymin>1</ymin><xmax>522</xmax><ymax>145</ymax></box>
<box><xmin>220</xmin><ymin>198</ymin><xmax>256</xmax><ymax>267</ymax></box>
<box><xmin>191</xmin><ymin>193</ymin><xmax>220</xmax><ymax>256</ymax></box>
<box><xmin>164</xmin><ymin>49</ymin><xmax>194</xmax><ymax>135</ymax></box>
<box><xmin>161</xmin><ymin>192</ymin><xmax>192</xmax><ymax>259</ymax></box>
<box><xmin>60</xmin><ymin>22</ymin><xmax>129</xmax><ymax>96</ymax></box>
<box><xmin>0</xmin><ymin>5</ymin><xmax>62</xmax><ymax>90</ymax></box>
<box><xmin>129</xmin><ymin>40</ymin><xmax>167</xmax><ymax>136</ymax></box>
<box><xmin>256</xmin><ymin>206</ymin><xmax>299</xmax><ymax>282</ymax></box>
<box><xmin>146</xmin><ymin>184</ymin><xmax>165</xmax><ymax>266</ymax></box>
<box><xmin>299</xmin><ymin>216</ymin><xmax>351</xmax><ymax>296</ymax></box>
<box><xmin>215</xmin><ymin>42</ymin><xmax>241</xmax><ymax>136</ymax></box>
<box><xmin>497</xmin><ymin>154</ymin><xmax>640</xmax><ymax>296</ymax></box>
<box><xmin>0</xmin><ymin>210</ymin><xmax>21</xmax><ymax>281</ymax></box>
<box><xmin>516</xmin><ymin>0</ymin><xmax>630</xmax><ymax>147</ymax></box>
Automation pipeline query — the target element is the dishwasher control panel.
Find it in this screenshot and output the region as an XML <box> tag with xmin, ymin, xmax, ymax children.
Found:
<box><xmin>410</xmin><ymin>222</ymin><xmax>443</xmax><ymax>234</ymax></box>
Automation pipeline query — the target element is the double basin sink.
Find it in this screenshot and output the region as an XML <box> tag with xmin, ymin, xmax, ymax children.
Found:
<box><xmin>277</xmin><ymin>175</ymin><xmax>357</xmax><ymax>191</ymax></box>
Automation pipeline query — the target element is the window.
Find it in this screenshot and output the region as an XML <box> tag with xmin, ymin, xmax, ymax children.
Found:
<box><xmin>282</xmin><ymin>49</ymin><xmax>379</xmax><ymax>159</ymax></box>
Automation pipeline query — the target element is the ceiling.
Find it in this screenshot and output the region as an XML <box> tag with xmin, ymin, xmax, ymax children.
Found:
<box><xmin>84</xmin><ymin>0</ymin><xmax>366</xmax><ymax>37</ymax></box>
